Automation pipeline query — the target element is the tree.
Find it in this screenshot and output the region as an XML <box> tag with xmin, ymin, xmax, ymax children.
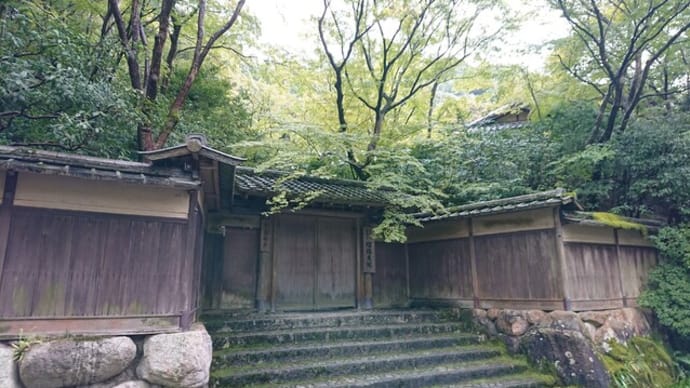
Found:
<box><xmin>318</xmin><ymin>0</ymin><xmax>503</xmax><ymax>179</ymax></box>
<box><xmin>550</xmin><ymin>0</ymin><xmax>690</xmax><ymax>143</ymax></box>
<box><xmin>0</xmin><ymin>2</ymin><xmax>139</xmax><ymax>158</ymax></box>
<box><xmin>107</xmin><ymin>0</ymin><xmax>246</xmax><ymax>151</ymax></box>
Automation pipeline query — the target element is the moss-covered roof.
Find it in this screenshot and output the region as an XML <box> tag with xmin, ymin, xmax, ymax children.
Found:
<box><xmin>415</xmin><ymin>189</ymin><xmax>576</xmax><ymax>222</ymax></box>
<box><xmin>562</xmin><ymin>211</ymin><xmax>664</xmax><ymax>231</ymax></box>
<box><xmin>234</xmin><ymin>167</ymin><xmax>391</xmax><ymax>207</ymax></box>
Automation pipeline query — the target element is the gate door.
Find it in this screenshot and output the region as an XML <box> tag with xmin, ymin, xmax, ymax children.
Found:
<box><xmin>274</xmin><ymin>214</ymin><xmax>356</xmax><ymax>310</ymax></box>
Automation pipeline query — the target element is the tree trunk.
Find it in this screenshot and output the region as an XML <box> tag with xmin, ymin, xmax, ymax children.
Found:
<box><xmin>427</xmin><ymin>81</ymin><xmax>438</xmax><ymax>138</ymax></box>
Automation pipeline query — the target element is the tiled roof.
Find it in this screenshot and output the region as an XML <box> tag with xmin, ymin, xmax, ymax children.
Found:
<box><xmin>234</xmin><ymin>167</ymin><xmax>390</xmax><ymax>206</ymax></box>
<box><xmin>415</xmin><ymin>189</ymin><xmax>576</xmax><ymax>222</ymax></box>
<box><xmin>0</xmin><ymin>145</ymin><xmax>199</xmax><ymax>189</ymax></box>
<box><xmin>466</xmin><ymin>102</ymin><xmax>531</xmax><ymax>128</ymax></box>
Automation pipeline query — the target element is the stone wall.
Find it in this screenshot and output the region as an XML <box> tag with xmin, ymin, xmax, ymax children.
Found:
<box><xmin>471</xmin><ymin>307</ymin><xmax>652</xmax><ymax>388</ymax></box>
<box><xmin>0</xmin><ymin>324</ymin><xmax>212</xmax><ymax>388</ymax></box>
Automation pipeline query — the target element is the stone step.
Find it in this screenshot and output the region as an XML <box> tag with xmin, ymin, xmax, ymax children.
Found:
<box><xmin>211</xmin><ymin>346</ymin><xmax>504</xmax><ymax>387</ymax></box>
<box><xmin>273</xmin><ymin>360</ymin><xmax>535</xmax><ymax>388</ymax></box>
<box><xmin>438</xmin><ymin>375</ymin><xmax>556</xmax><ymax>388</ymax></box>
<box><xmin>213</xmin><ymin>322</ymin><xmax>467</xmax><ymax>349</ymax></box>
<box><xmin>212</xmin><ymin>334</ymin><xmax>482</xmax><ymax>368</ymax></box>
<box><xmin>204</xmin><ymin>309</ymin><xmax>447</xmax><ymax>333</ymax></box>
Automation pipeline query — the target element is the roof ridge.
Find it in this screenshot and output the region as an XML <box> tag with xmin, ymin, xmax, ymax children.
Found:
<box><xmin>235</xmin><ymin>166</ymin><xmax>391</xmax><ymax>189</ymax></box>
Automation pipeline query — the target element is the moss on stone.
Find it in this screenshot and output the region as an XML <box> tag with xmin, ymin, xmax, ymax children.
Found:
<box><xmin>599</xmin><ymin>336</ymin><xmax>676</xmax><ymax>388</ymax></box>
<box><xmin>592</xmin><ymin>212</ymin><xmax>647</xmax><ymax>234</ymax></box>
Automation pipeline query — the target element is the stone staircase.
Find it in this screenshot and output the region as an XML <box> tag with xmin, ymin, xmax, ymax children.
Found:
<box><xmin>203</xmin><ymin>309</ymin><xmax>556</xmax><ymax>387</ymax></box>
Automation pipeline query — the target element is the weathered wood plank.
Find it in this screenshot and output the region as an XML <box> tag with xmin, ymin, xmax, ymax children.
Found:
<box><xmin>221</xmin><ymin>228</ymin><xmax>259</xmax><ymax>308</ymax></box>
<box><xmin>562</xmin><ymin>224</ymin><xmax>615</xmax><ymax>244</ymax></box>
<box><xmin>1</xmin><ymin>208</ymin><xmax>190</xmax><ymax>321</ymax></box>
<box><xmin>408</xmin><ymin>239</ymin><xmax>473</xmax><ymax>300</ymax></box>
<box><xmin>563</xmin><ymin>243</ymin><xmax>622</xmax><ymax>302</ymax></box>
<box><xmin>274</xmin><ymin>215</ymin><xmax>317</xmax><ymax>310</ymax></box>
<box><xmin>618</xmin><ymin>229</ymin><xmax>653</xmax><ymax>247</ymax></box>
<box><xmin>473</xmin><ymin>208</ymin><xmax>554</xmax><ymax>236</ymax></box>
<box><xmin>0</xmin><ymin>315</ymin><xmax>181</xmax><ymax>340</ymax></box>
<box><xmin>373</xmin><ymin>242</ymin><xmax>407</xmax><ymax>307</ymax></box>
<box><xmin>475</xmin><ymin>230</ymin><xmax>562</xmax><ymax>301</ymax></box>
<box><xmin>619</xmin><ymin>246</ymin><xmax>657</xmax><ymax>299</ymax></box>
<box><xmin>406</xmin><ymin>219</ymin><xmax>470</xmax><ymax>243</ymax></box>
<box><xmin>316</xmin><ymin>217</ymin><xmax>356</xmax><ymax>308</ymax></box>
<box><xmin>14</xmin><ymin>173</ymin><xmax>190</xmax><ymax>219</ymax></box>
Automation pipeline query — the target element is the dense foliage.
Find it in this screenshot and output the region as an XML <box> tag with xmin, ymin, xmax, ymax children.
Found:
<box><xmin>640</xmin><ymin>227</ymin><xmax>690</xmax><ymax>335</ymax></box>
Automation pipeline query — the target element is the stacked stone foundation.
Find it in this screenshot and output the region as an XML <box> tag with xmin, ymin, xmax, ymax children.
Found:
<box><xmin>0</xmin><ymin>324</ymin><xmax>212</xmax><ymax>388</ymax></box>
<box><xmin>471</xmin><ymin>307</ymin><xmax>654</xmax><ymax>388</ymax></box>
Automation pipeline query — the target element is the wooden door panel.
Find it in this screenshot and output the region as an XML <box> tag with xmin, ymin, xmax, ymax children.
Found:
<box><xmin>221</xmin><ymin>228</ymin><xmax>259</xmax><ymax>309</ymax></box>
<box><xmin>316</xmin><ymin>218</ymin><xmax>356</xmax><ymax>308</ymax></box>
<box><xmin>274</xmin><ymin>215</ymin><xmax>316</xmax><ymax>310</ymax></box>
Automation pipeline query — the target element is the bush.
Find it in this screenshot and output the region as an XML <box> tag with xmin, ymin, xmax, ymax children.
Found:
<box><xmin>639</xmin><ymin>226</ymin><xmax>690</xmax><ymax>338</ymax></box>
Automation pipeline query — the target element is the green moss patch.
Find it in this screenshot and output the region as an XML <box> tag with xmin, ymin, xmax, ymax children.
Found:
<box><xmin>599</xmin><ymin>337</ymin><xmax>676</xmax><ymax>388</ymax></box>
<box><xmin>592</xmin><ymin>212</ymin><xmax>647</xmax><ymax>234</ymax></box>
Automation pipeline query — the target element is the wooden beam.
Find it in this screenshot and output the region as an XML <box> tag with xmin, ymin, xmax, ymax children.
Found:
<box><xmin>0</xmin><ymin>315</ymin><xmax>181</xmax><ymax>340</ymax></box>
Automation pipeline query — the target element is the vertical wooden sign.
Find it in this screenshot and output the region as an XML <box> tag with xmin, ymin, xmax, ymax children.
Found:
<box><xmin>363</xmin><ymin>226</ymin><xmax>376</xmax><ymax>273</ymax></box>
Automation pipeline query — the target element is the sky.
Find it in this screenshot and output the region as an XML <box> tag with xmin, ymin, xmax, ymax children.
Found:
<box><xmin>245</xmin><ymin>0</ymin><xmax>572</xmax><ymax>71</ymax></box>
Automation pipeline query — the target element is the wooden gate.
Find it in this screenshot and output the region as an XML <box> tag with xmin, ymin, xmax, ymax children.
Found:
<box><xmin>273</xmin><ymin>214</ymin><xmax>356</xmax><ymax>310</ymax></box>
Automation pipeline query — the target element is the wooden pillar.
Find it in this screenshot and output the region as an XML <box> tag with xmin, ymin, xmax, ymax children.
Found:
<box><xmin>468</xmin><ymin>218</ymin><xmax>480</xmax><ymax>308</ymax></box>
<box><xmin>404</xmin><ymin>241</ymin><xmax>410</xmax><ymax>305</ymax></box>
<box><xmin>552</xmin><ymin>207</ymin><xmax>571</xmax><ymax>311</ymax></box>
<box><xmin>613</xmin><ymin>229</ymin><xmax>627</xmax><ymax>307</ymax></box>
<box><xmin>181</xmin><ymin>190</ymin><xmax>201</xmax><ymax>330</ymax></box>
<box><xmin>0</xmin><ymin>171</ymin><xmax>17</xmax><ymax>292</ymax></box>
<box><xmin>361</xmin><ymin>226</ymin><xmax>375</xmax><ymax>309</ymax></box>
<box><xmin>255</xmin><ymin>217</ymin><xmax>273</xmax><ymax>312</ymax></box>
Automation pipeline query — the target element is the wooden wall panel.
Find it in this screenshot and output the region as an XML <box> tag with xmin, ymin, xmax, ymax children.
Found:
<box><xmin>316</xmin><ymin>218</ymin><xmax>356</xmax><ymax>308</ymax></box>
<box><xmin>563</xmin><ymin>243</ymin><xmax>623</xmax><ymax>308</ymax></box>
<box><xmin>406</xmin><ymin>219</ymin><xmax>470</xmax><ymax>243</ymax></box>
<box><xmin>619</xmin><ymin>246</ymin><xmax>657</xmax><ymax>299</ymax></box>
<box><xmin>273</xmin><ymin>215</ymin><xmax>317</xmax><ymax>310</ymax></box>
<box><xmin>14</xmin><ymin>173</ymin><xmax>189</xmax><ymax>219</ymax></box>
<box><xmin>0</xmin><ymin>207</ymin><xmax>191</xmax><ymax>319</ymax></box>
<box><xmin>562</xmin><ymin>224</ymin><xmax>615</xmax><ymax>244</ymax></box>
<box><xmin>201</xmin><ymin>233</ymin><xmax>224</xmax><ymax>310</ymax></box>
<box><xmin>373</xmin><ymin>243</ymin><xmax>408</xmax><ymax>307</ymax></box>
<box><xmin>221</xmin><ymin>228</ymin><xmax>259</xmax><ymax>308</ymax></box>
<box><xmin>408</xmin><ymin>239</ymin><xmax>473</xmax><ymax>301</ymax></box>
<box><xmin>618</xmin><ymin>229</ymin><xmax>654</xmax><ymax>247</ymax></box>
<box><xmin>473</xmin><ymin>208</ymin><xmax>554</xmax><ymax>236</ymax></box>
<box><xmin>474</xmin><ymin>230</ymin><xmax>562</xmax><ymax>302</ymax></box>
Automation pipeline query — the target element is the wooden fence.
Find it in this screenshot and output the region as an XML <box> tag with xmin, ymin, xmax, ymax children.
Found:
<box><xmin>0</xmin><ymin>172</ymin><xmax>202</xmax><ymax>338</ymax></box>
<box><xmin>373</xmin><ymin>207</ymin><xmax>657</xmax><ymax>311</ymax></box>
